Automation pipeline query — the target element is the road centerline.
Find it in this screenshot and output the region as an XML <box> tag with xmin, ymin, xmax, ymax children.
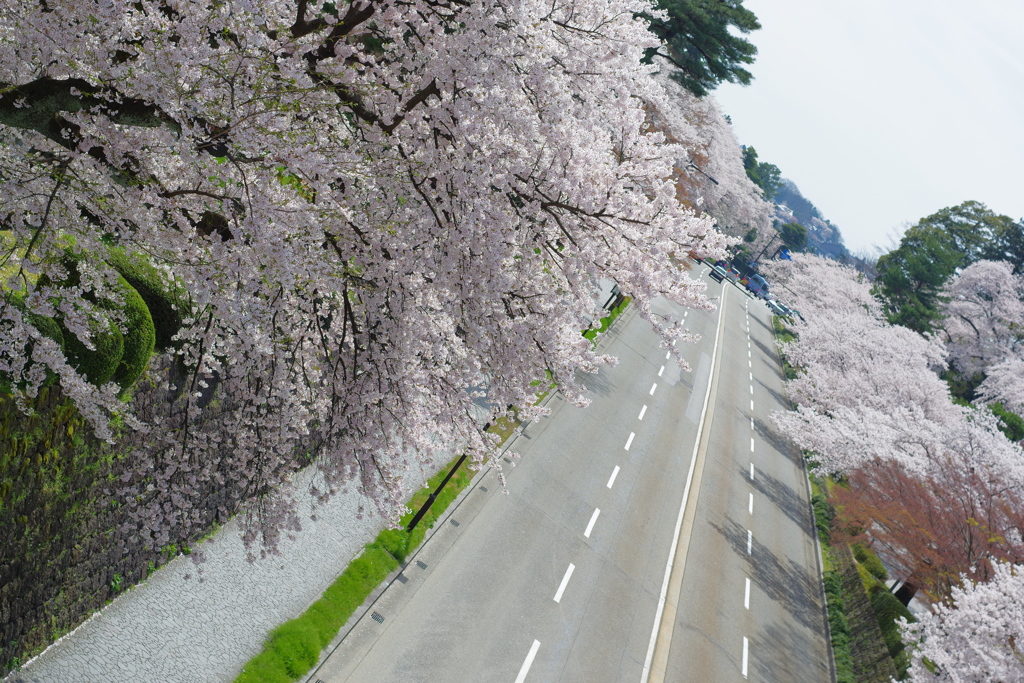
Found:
<box><xmin>553</xmin><ymin>563</ymin><xmax>575</xmax><ymax>603</ymax></box>
<box><xmin>638</xmin><ymin>405</ymin><xmax>647</xmax><ymax>420</ymax></box>
<box><xmin>607</xmin><ymin>466</ymin><xmax>620</xmax><ymax>488</ymax></box>
<box><xmin>515</xmin><ymin>640</ymin><xmax>541</xmax><ymax>683</ymax></box>
<box><xmin>649</xmin><ymin>382</ymin><xmax>658</xmax><ymax>395</ymax></box>
<box><xmin>625</xmin><ymin>432</ymin><xmax>635</xmax><ymax>450</ymax></box>
<box><xmin>584</xmin><ymin>508</ymin><xmax>600</xmax><ymax>538</ymax></box>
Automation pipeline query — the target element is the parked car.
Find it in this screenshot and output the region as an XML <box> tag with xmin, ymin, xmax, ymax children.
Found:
<box><xmin>709</xmin><ymin>265</ymin><xmax>728</xmax><ymax>282</ymax></box>
<box><xmin>746</xmin><ymin>274</ymin><xmax>768</xmax><ymax>298</ymax></box>
<box><xmin>767</xmin><ymin>300</ymin><xmax>786</xmax><ymax>316</ymax></box>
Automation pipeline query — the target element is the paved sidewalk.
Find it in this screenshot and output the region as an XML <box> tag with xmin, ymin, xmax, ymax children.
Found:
<box><xmin>6</xmin><ymin>458</ymin><xmax>447</xmax><ymax>683</ymax></box>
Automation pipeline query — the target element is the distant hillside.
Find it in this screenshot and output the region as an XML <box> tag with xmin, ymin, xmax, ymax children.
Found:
<box><xmin>774</xmin><ymin>179</ymin><xmax>850</xmax><ymax>260</ymax></box>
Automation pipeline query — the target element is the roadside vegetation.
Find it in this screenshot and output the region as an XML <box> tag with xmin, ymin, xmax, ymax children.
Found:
<box><xmin>235</xmin><ymin>455</ymin><xmax>473</xmax><ymax>683</ymax></box>
<box><xmin>236</xmin><ymin>297</ymin><xmax>634</xmax><ymax>682</ymax></box>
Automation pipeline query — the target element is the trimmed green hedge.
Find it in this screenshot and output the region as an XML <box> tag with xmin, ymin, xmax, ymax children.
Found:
<box><xmin>27</xmin><ymin>249</ymin><xmax>158</xmax><ymax>390</ymax></box>
<box><xmin>870</xmin><ymin>587</ymin><xmax>915</xmax><ymax>679</ymax></box>
<box><xmin>823</xmin><ymin>569</ymin><xmax>857</xmax><ymax>683</ymax></box>
<box><xmin>0</xmin><ymin>294</ymin><xmax>65</xmax><ymax>393</ymax></box>
<box><xmin>811</xmin><ymin>493</ymin><xmax>833</xmax><ymax>544</ymax></box>
<box><xmin>106</xmin><ymin>248</ymin><xmax>190</xmax><ymax>351</ymax></box>
<box><xmin>853</xmin><ymin>543</ymin><xmax>888</xmax><ymax>582</ymax></box>
<box><xmin>108</xmin><ymin>273</ymin><xmax>156</xmax><ymax>390</ymax></box>
<box><xmin>61</xmin><ymin>314</ymin><xmax>125</xmax><ymax>387</ymax></box>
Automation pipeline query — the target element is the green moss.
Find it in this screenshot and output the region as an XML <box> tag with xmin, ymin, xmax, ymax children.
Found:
<box><xmin>106</xmin><ymin>248</ymin><xmax>191</xmax><ymax>351</ymax></box>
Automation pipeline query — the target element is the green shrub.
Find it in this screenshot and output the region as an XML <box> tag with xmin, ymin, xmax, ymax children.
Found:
<box><xmin>871</xmin><ymin>588</ymin><xmax>915</xmax><ymax>679</ymax></box>
<box><xmin>61</xmin><ymin>314</ymin><xmax>125</xmax><ymax>386</ymax></box>
<box><xmin>822</xmin><ymin>569</ymin><xmax>857</xmax><ymax>683</ymax></box>
<box><xmin>267</xmin><ymin>622</ymin><xmax>321</xmax><ymax>677</ymax></box>
<box><xmin>853</xmin><ymin>543</ymin><xmax>888</xmax><ymax>582</ymax></box>
<box><xmin>583</xmin><ymin>296</ymin><xmax>631</xmax><ymax>342</ymax></box>
<box><xmin>108</xmin><ymin>273</ymin><xmax>156</xmax><ymax>390</ymax></box>
<box><xmin>812</xmin><ymin>493</ymin><xmax>833</xmax><ymax>544</ymax></box>
<box><xmin>0</xmin><ymin>293</ymin><xmax>65</xmax><ymax>393</ymax></box>
<box><xmin>106</xmin><ymin>247</ymin><xmax>191</xmax><ymax>351</ymax></box>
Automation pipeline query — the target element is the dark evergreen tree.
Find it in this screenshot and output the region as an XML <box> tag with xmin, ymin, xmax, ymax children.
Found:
<box><xmin>741</xmin><ymin>146</ymin><xmax>781</xmax><ymax>200</ymax></box>
<box><xmin>874</xmin><ymin>225</ymin><xmax>962</xmax><ymax>334</ymax></box>
<box><xmin>641</xmin><ymin>0</ymin><xmax>760</xmax><ymax>97</ymax></box>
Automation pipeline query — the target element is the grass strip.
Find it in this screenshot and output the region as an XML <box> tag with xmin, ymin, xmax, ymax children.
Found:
<box><xmin>234</xmin><ymin>453</ymin><xmax>475</xmax><ymax>682</ymax></box>
<box><xmin>238</xmin><ymin>297</ymin><xmax>633</xmax><ymax>682</ymax></box>
<box><xmin>583</xmin><ymin>296</ymin><xmax>632</xmax><ymax>343</ymax></box>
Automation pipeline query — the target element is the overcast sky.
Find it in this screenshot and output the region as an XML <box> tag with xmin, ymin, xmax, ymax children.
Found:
<box><xmin>713</xmin><ymin>0</ymin><xmax>1024</xmax><ymax>255</ymax></box>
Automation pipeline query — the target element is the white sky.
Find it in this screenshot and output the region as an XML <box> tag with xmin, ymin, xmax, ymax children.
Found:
<box><xmin>713</xmin><ymin>0</ymin><xmax>1024</xmax><ymax>255</ymax></box>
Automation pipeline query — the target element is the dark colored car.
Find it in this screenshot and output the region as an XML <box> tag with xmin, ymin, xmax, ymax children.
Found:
<box><xmin>709</xmin><ymin>265</ymin><xmax>728</xmax><ymax>282</ymax></box>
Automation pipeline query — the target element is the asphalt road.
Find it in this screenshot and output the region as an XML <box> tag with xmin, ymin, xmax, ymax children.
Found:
<box><xmin>309</xmin><ymin>267</ymin><xmax>830</xmax><ymax>683</ymax></box>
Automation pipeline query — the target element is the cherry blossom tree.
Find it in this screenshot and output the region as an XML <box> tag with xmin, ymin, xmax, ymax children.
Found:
<box><xmin>764</xmin><ymin>254</ymin><xmax>952</xmax><ymax>473</ymax></box>
<box><xmin>939</xmin><ymin>260</ymin><xmax>1024</xmax><ymax>378</ymax></box>
<box><xmin>978</xmin><ymin>359</ymin><xmax>1024</xmax><ymax>416</ymax></box>
<box><xmin>831</xmin><ymin>408</ymin><xmax>1024</xmax><ymax>600</ymax></box>
<box><xmin>902</xmin><ymin>561</ymin><xmax>1024</xmax><ymax>683</ymax></box>
<box><xmin>0</xmin><ymin>0</ymin><xmax>731</xmax><ymax>546</ymax></box>
<box><xmin>648</xmin><ymin>65</ymin><xmax>774</xmax><ymax>242</ymax></box>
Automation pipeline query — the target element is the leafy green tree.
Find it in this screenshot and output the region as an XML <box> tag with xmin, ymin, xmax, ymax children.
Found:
<box><xmin>779</xmin><ymin>222</ymin><xmax>807</xmax><ymax>252</ymax></box>
<box><xmin>875</xmin><ymin>201</ymin><xmax>1021</xmax><ymax>334</ymax></box>
<box><xmin>917</xmin><ymin>200</ymin><xmax>1015</xmax><ymax>265</ymax></box>
<box><xmin>874</xmin><ymin>225</ymin><xmax>962</xmax><ymax>334</ymax></box>
<box><xmin>981</xmin><ymin>217</ymin><xmax>1024</xmax><ymax>275</ymax></box>
<box><xmin>641</xmin><ymin>0</ymin><xmax>760</xmax><ymax>97</ymax></box>
<box><xmin>741</xmin><ymin>146</ymin><xmax>782</xmax><ymax>200</ymax></box>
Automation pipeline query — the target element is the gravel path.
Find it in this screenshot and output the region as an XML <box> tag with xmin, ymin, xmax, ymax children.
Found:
<box><xmin>6</xmin><ymin>457</ymin><xmax>447</xmax><ymax>683</ymax></box>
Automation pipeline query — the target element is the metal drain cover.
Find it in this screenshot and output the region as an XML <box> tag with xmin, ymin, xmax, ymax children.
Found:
<box><xmin>371</xmin><ymin>611</ymin><xmax>385</xmax><ymax>624</ymax></box>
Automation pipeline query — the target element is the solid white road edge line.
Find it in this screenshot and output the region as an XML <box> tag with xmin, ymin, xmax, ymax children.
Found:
<box><xmin>625</xmin><ymin>432</ymin><xmax>635</xmax><ymax>450</ymax></box>
<box><xmin>607</xmin><ymin>466</ymin><xmax>620</xmax><ymax>488</ymax></box>
<box><xmin>640</xmin><ymin>284</ymin><xmax>727</xmax><ymax>683</ymax></box>
<box><xmin>515</xmin><ymin>640</ymin><xmax>541</xmax><ymax>683</ymax></box>
<box><xmin>553</xmin><ymin>563</ymin><xmax>575</xmax><ymax>603</ymax></box>
<box><xmin>584</xmin><ymin>508</ymin><xmax>600</xmax><ymax>538</ymax></box>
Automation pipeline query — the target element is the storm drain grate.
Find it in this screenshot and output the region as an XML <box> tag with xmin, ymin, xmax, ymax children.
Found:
<box><xmin>371</xmin><ymin>611</ymin><xmax>385</xmax><ymax>624</ymax></box>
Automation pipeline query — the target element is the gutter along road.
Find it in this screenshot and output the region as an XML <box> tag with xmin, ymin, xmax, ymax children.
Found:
<box><xmin>311</xmin><ymin>267</ymin><xmax>831</xmax><ymax>683</ymax></box>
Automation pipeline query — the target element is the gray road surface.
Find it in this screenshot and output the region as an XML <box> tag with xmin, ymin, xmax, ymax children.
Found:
<box><xmin>312</xmin><ymin>269</ymin><xmax>830</xmax><ymax>683</ymax></box>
